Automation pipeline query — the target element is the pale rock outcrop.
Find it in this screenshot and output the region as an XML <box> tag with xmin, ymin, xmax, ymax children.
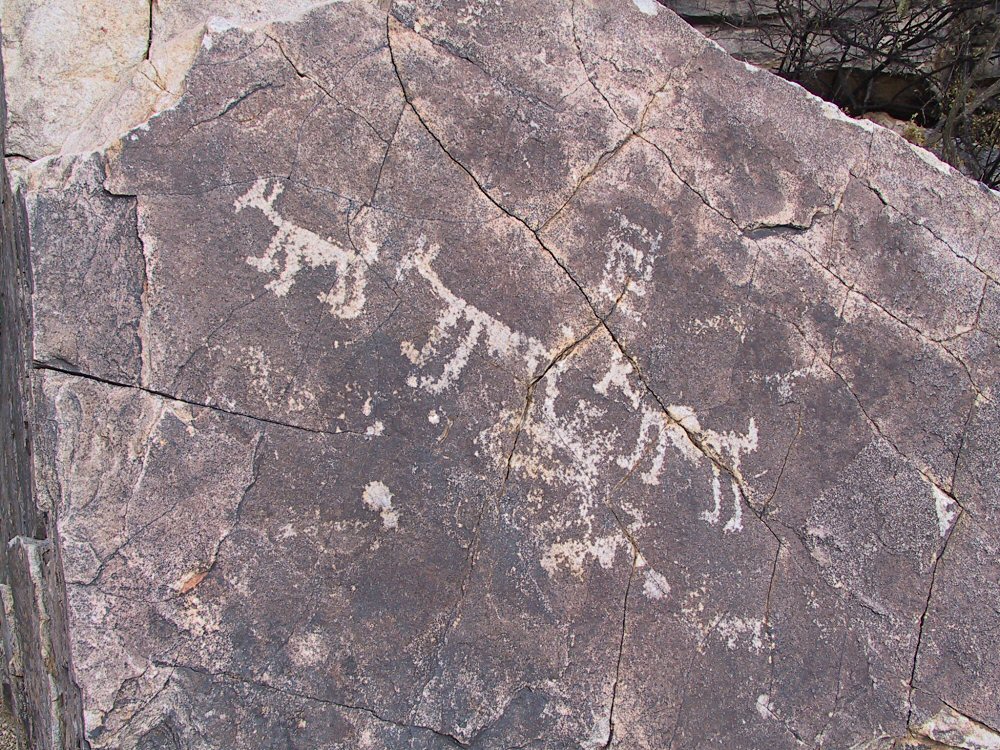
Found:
<box><xmin>0</xmin><ymin>0</ymin><xmax>324</xmax><ymax>159</ymax></box>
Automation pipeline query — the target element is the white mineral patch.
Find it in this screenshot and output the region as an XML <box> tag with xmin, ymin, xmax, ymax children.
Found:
<box><xmin>642</xmin><ymin>569</ymin><xmax>671</xmax><ymax>600</ymax></box>
<box><xmin>206</xmin><ymin>17</ymin><xmax>238</xmax><ymax>34</ymax></box>
<box><xmin>428</xmin><ymin>410</ymin><xmax>440</xmax><ymax>424</ymax></box>
<box><xmin>756</xmin><ymin>694</ymin><xmax>774</xmax><ymax>719</ymax></box>
<box><xmin>930</xmin><ymin>483</ymin><xmax>958</xmax><ymax>538</ymax></box>
<box><xmin>362</xmin><ymin>481</ymin><xmax>399</xmax><ymax>529</ymax></box>
<box><xmin>664</xmin><ymin>421</ymin><xmax>703</xmax><ymax>464</ymax></box>
<box><xmin>632</xmin><ymin>0</ymin><xmax>659</xmax><ymax>15</ymax></box>
<box><xmin>716</xmin><ymin>616</ymin><xmax>765</xmax><ymax>651</ymax></box>
<box><xmin>764</xmin><ymin>362</ymin><xmax>819</xmax><ymax>400</ymax></box>
<box><xmin>917</xmin><ymin>706</ymin><xmax>1000</xmax><ymax>750</ymax></box>
<box><xmin>690</xmin><ymin>312</ymin><xmax>746</xmax><ymax>336</ymax></box>
<box><xmin>667</xmin><ymin>404</ymin><xmax>701</xmax><ymax>433</ymax></box>
<box><xmin>287</xmin><ymin>630</ymin><xmax>327</xmax><ymax>668</ymax></box>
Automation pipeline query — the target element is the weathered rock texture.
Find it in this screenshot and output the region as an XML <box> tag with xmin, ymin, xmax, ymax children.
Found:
<box><xmin>2</xmin><ymin>1</ymin><xmax>1000</xmax><ymax>749</ymax></box>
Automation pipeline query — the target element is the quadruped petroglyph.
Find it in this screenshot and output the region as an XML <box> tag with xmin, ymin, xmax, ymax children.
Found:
<box><xmin>237</xmin><ymin>178</ymin><xmax>374</xmax><ymax>319</ymax></box>
<box><xmin>6</xmin><ymin>0</ymin><xmax>1000</xmax><ymax>748</ymax></box>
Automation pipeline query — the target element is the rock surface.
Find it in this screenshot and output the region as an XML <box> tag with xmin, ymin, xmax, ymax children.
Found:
<box><xmin>2</xmin><ymin>1</ymin><xmax>1000</xmax><ymax>749</ymax></box>
<box><xmin>0</xmin><ymin>0</ymin><xmax>323</xmax><ymax>160</ymax></box>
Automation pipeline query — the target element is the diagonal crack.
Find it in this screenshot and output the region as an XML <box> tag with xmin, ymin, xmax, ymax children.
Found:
<box><xmin>169</xmin><ymin>292</ymin><xmax>264</xmax><ymax>393</ymax></box>
<box><xmin>387</xmin><ymin>14</ymin><xmax>783</xmax><ymax>556</ymax></box>
<box><xmin>936</xmin><ymin>698</ymin><xmax>1000</xmax><ymax>738</ymax></box>
<box><xmin>803</xmin><ymin>246</ymin><xmax>984</xmax><ymax>398</ymax></box>
<box><xmin>166</xmin><ymin>82</ymin><xmax>280</xmax><ymax>146</ymax></box>
<box><xmin>861</xmin><ymin>179</ymin><xmax>999</xmax><ymax>287</ymax></box>
<box><xmin>636</xmin><ymin>139</ymin><xmax>984</xmax><ymax>395</ymax></box>
<box><xmin>129</xmin><ymin>193</ymin><xmax>153</xmax><ymax>388</ymax></box>
<box><xmin>179</xmin><ymin>429</ymin><xmax>266</xmax><ymax>596</ymax></box>
<box><xmin>775</xmin><ymin>312</ymin><xmax>965</xmax><ymax>503</ymax></box>
<box><xmin>761</xmin><ymin>401</ymin><xmax>805</xmax><ymax>515</ymax></box>
<box><xmin>33</xmin><ymin>362</ymin><xmax>375</xmax><ymax>440</ymax></box>
<box><xmin>504</xmin><ymin>319</ymin><xmax>603</xmax><ymax>481</ymax></box>
<box><xmin>569</xmin><ymin>0</ymin><xmax>629</xmax><ymax>128</ymax></box>
<box><xmin>905</xmin><ymin>508</ymin><xmax>965</xmax><ymax>729</ymax></box>
<box><xmin>266</xmin><ymin>32</ymin><xmax>396</xmax><ymax>147</ymax></box>
<box><xmin>156</xmin><ymin>660</ymin><xmax>468</xmax><ymax>747</ymax></box>
<box><xmin>602</xmin><ymin>547</ymin><xmax>636</xmax><ymax>749</ymax></box>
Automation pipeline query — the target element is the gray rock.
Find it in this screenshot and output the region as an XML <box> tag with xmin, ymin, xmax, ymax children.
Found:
<box><xmin>2</xmin><ymin>1</ymin><xmax>1000</xmax><ymax>749</ymax></box>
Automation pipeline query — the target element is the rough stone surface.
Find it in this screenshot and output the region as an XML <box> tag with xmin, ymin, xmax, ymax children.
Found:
<box><xmin>3</xmin><ymin>1</ymin><xmax>1000</xmax><ymax>749</ymax></box>
<box><xmin>0</xmin><ymin>0</ymin><xmax>323</xmax><ymax>160</ymax></box>
<box><xmin>0</xmin><ymin>50</ymin><xmax>86</xmax><ymax>750</ymax></box>
<box><xmin>0</xmin><ymin>705</ymin><xmax>15</xmax><ymax>750</ymax></box>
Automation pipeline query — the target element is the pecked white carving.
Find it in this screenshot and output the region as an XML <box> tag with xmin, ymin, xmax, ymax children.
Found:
<box><xmin>236</xmin><ymin>178</ymin><xmax>375</xmax><ymax>319</ymax></box>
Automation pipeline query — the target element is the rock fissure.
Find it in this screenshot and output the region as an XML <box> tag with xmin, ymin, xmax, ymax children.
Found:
<box><xmin>388</xmin><ymin>14</ymin><xmax>565</xmax><ymax>115</ymax></box>
<box><xmin>166</xmin><ymin>81</ymin><xmax>281</xmax><ymax>146</ymax></box>
<box><xmin>568</xmin><ymin>0</ymin><xmax>629</xmax><ymax>129</ymax></box>
<box><xmin>177</xmin><ymin>430</ymin><xmax>266</xmax><ymax>597</ymax></box>
<box><xmin>937</xmin><ymin>699</ymin><xmax>1000</xmax><ymax>738</ymax></box>
<box><xmin>805</xmin><ymin>245</ymin><xmax>984</xmax><ymax>397</ymax></box>
<box><xmin>906</xmin><ymin>508</ymin><xmax>965</xmax><ymax>728</ymax></box>
<box><xmin>603</xmin><ymin>547</ymin><xmax>636</xmax><ymax>749</ymax></box>
<box><xmin>33</xmin><ymin>362</ymin><xmax>374</xmax><ymax>439</ymax></box>
<box><xmin>7</xmin><ymin>3</ymin><xmax>1000</xmax><ymax>747</ymax></box>
<box><xmin>155</xmin><ymin>661</ymin><xmax>469</xmax><ymax>748</ymax></box>
<box><xmin>814</xmin><ymin>634</ymin><xmax>849</xmax><ymax>747</ymax></box>
<box><xmin>265</xmin><ymin>33</ymin><xmax>396</xmax><ymax>148</ymax></box>
<box><xmin>760</xmin><ymin>401</ymin><xmax>805</xmax><ymax>515</ymax></box>
<box><xmin>779</xmin><ymin>313</ymin><xmax>965</xmax><ymax>497</ymax></box>
<box><xmin>144</xmin><ymin>0</ymin><xmax>154</xmax><ymax>62</ymax></box>
<box><xmin>860</xmin><ymin>178</ymin><xmax>997</xmax><ymax>284</ymax></box>
<box><xmin>168</xmin><ymin>293</ymin><xmax>265</xmax><ymax>392</ymax></box>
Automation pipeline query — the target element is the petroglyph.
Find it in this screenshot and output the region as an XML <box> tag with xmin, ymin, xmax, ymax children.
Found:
<box><xmin>505</xmin><ymin>339</ymin><xmax>757</xmax><ymax>578</ymax></box>
<box><xmin>236</xmin><ymin>178</ymin><xmax>374</xmax><ymax>318</ymax></box>
<box><xmin>397</xmin><ymin>238</ymin><xmax>555</xmax><ymax>393</ymax></box>
<box><xmin>597</xmin><ymin>214</ymin><xmax>660</xmax><ymax>304</ymax></box>
<box><xmin>13</xmin><ymin>1</ymin><xmax>999</xmax><ymax>746</ymax></box>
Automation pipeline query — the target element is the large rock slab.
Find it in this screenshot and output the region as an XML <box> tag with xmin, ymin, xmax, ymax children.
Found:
<box><xmin>2</xmin><ymin>1</ymin><xmax>1000</xmax><ymax>749</ymax></box>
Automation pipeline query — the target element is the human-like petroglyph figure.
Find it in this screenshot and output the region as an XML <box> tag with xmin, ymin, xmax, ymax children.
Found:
<box><xmin>236</xmin><ymin>178</ymin><xmax>374</xmax><ymax>319</ymax></box>
<box><xmin>597</xmin><ymin>214</ymin><xmax>660</xmax><ymax>305</ymax></box>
